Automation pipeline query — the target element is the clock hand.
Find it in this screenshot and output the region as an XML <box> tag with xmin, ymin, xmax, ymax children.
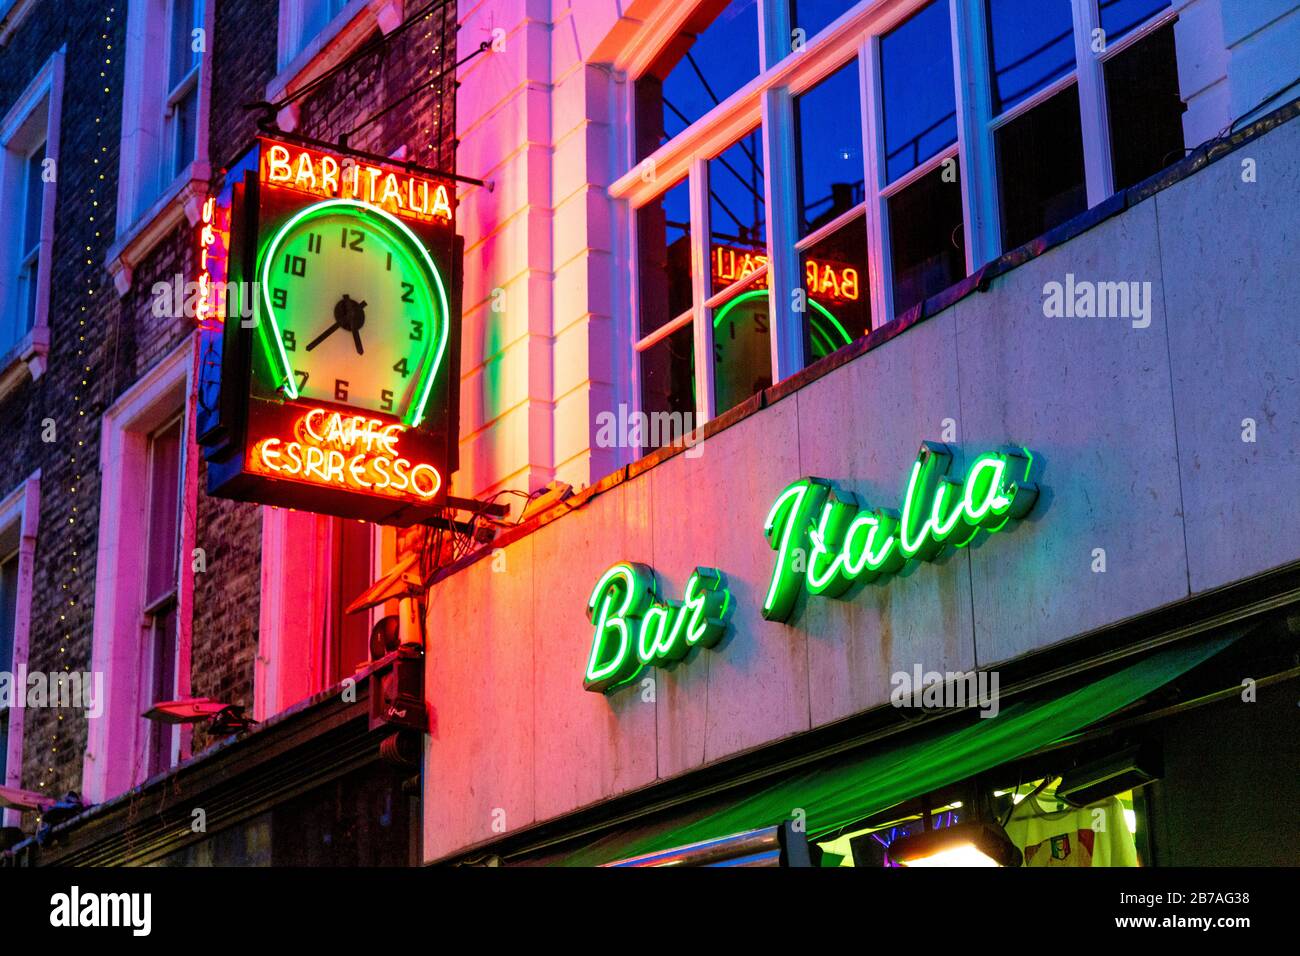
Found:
<box><xmin>305</xmin><ymin>321</ymin><xmax>340</xmax><ymax>352</ymax></box>
<box><xmin>352</xmin><ymin>328</ymin><xmax>364</xmax><ymax>355</ymax></box>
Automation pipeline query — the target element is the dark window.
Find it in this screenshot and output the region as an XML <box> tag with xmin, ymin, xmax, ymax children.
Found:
<box><xmin>888</xmin><ymin>160</ymin><xmax>965</xmax><ymax>315</ymax></box>
<box><xmin>794</xmin><ymin>61</ymin><xmax>864</xmax><ymax>237</ymax></box>
<box><xmin>713</xmin><ymin>290</ymin><xmax>772</xmax><ymax>412</ymax></box>
<box><xmin>789</xmin><ymin>0</ymin><xmax>858</xmax><ymax>45</ymax></box>
<box><xmin>995</xmin><ymin>85</ymin><xmax>1087</xmax><ymax>251</ymax></box>
<box><xmin>638</xmin><ymin>179</ymin><xmax>693</xmax><ymax>338</ymax></box>
<box><xmin>635</xmin><ymin>0</ymin><xmax>761</xmax><ymax>159</ymax></box>
<box><xmin>709</xmin><ymin>131</ymin><xmax>767</xmax><ymax>297</ymax></box>
<box><xmin>144</xmin><ymin>416</ymin><xmax>183</xmax><ymax>777</ymax></box>
<box><xmin>1099</xmin><ymin>0</ymin><xmax>1170</xmax><ymax>46</ymax></box>
<box><xmin>986</xmin><ymin>0</ymin><xmax>1076</xmax><ymax>114</ymax></box>
<box><xmin>1106</xmin><ymin>23</ymin><xmax>1185</xmax><ymax>190</ymax></box>
<box><xmin>880</xmin><ymin>0</ymin><xmax>958</xmax><ymax>183</ymax></box>
<box><xmin>799</xmin><ymin>216</ymin><xmax>868</xmax><ymax>356</ymax></box>
<box><xmin>639</xmin><ymin>324</ymin><xmax>695</xmax><ymax>448</ymax></box>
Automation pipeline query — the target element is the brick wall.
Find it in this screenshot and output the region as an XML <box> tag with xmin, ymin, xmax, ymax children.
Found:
<box><xmin>0</xmin><ymin>0</ymin><xmax>458</xmax><ymax>829</ymax></box>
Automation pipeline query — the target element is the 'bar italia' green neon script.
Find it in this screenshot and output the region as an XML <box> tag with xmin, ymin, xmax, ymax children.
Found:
<box><xmin>762</xmin><ymin>443</ymin><xmax>1039</xmax><ymax>622</ymax></box>
<box><xmin>584</xmin><ymin>564</ymin><xmax>731</xmax><ymax>693</ymax></box>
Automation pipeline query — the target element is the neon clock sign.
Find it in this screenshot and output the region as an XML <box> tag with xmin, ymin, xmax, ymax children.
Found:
<box><xmin>198</xmin><ymin>136</ymin><xmax>461</xmax><ymax>524</ymax></box>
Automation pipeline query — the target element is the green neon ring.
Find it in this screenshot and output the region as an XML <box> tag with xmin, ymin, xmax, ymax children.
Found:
<box><xmin>257</xmin><ymin>198</ymin><xmax>451</xmax><ymax>427</ymax></box>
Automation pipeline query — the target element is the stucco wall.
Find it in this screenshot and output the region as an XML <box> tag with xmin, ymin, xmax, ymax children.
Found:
<box><xmin>423</xmin><ymin>108</ymin><xmax>1300</xmax><ymax>862</ymax></box>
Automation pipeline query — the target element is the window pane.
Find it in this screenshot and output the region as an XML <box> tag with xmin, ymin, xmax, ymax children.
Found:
<box><xmin>1106</xmin><ymin>23</ymin><xmax>1185</xmax><ymax>190</ymax></box>
<box><xmin>709</xmin><ymin>131</ymin><xmax>766</xmax><ymax>297</ymax></box>
<box><xmin>148</xmin><ymin>607</ymin><xmax>179</xmax><ymax>776</ymax></box>
<box><xmin>637</xmin><ymin>179</ymin><xmax>693</xmax><ymax>338</ymax></box>
<box><xmin>1100</xmin><ymin>0</ymin><xmax>1170</xmax><ymax>46</ymax></box>
<box><xmin>888</xmin><ymin>160</ymin><xmax>965</xmax><ymax>315</ymax></box>
<box><xmin>170</xmin><ymin>0</ymin><xmax>201</xmax><ymax>89</ymax></box>
<box><xmin>799</xmin><ymin>216</ymin><xmax>869</xmax><ymax>355</ymax></box>
<box><xmin>880</xmin><ymin>0</ymin><xmax>958</xmax><ymax>183</ymax></box>
<box><xmin>789</xmin><ymin>0</ymin><xmax>858</xmax><ymax>44</ymax></box>
<box><xmin>145</xmin><ymin>418</ymin><xmax>183</xmax><ymax>606</ymax></box>
<box><xmin>333</xmin><ymin>519</ymin><xmax>372</xmax><ymax>685</ymax></box>
<box><xmin>23</xmin><ymin>146</ymin><xmax>44</xmax><ymax>253</ymax></box>
<box><xmin>713</xmin><ymin>290</ymin><xmax>771</xmax><ymax>412</ymax></box>
<box><xmin>173</xmin><ymin>87</ymin><xmax>198</xmax><ymax>179</ymax></box>
<box><xmin>639</xmin><ymin>324</ymin><xmax>695</xmax><ymax>452</ymax></box>
<box><xmin>986</xmin><ymin>0</ymin><xmax>1075</xmax><ymax>114</ymax></box>
<box><xmin>794</xmin><ymin>61</ymin><xmax>864</xmax><ymax>238</ymax></box>
<box><xmin>0</xmin><ymin>552</ymin><xmax>19</xmax><ymax>676</ymax></box>
<box><xmin>635</xmin><ymin>0</ymin><xmax>761</xmax><ymax>159</ymax></box>
<box><xmin>995</xmin><ymin>84</ymin><xmax>1087</xmax><ymax>251</ymax></box>
<box><xmin>21</xmin><ymin>262</ymin><xmax>38</xmax><ymax>333</ymax></box>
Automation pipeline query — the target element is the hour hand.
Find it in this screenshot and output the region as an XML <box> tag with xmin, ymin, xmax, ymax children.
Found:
<box><xmin>305</xmin><ymin>321</ymin><xmax>340</xmax><ymax>352</ymax></box>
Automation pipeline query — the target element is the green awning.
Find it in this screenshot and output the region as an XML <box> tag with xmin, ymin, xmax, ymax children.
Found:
<box><xmin>567</xmin><ymin>633</ymin><xmax>1236</xmax><ymax>865</ymax></box>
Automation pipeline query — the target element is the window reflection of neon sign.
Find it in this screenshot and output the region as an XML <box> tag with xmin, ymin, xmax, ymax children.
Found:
<box><xmin>583</xmin><ymin>564</ymin><xmax>731</xmax><ymax>693</ymax></box>
<box><xmin>712</xmin><ymin>246</ymin><xmax>860</xmax><ymax>302</ymax></box>
<box><xmin>713</xmin><ymin>289</ymin><xmax>853</xmax><ymax>360</ymax></box>
<box><xmin>249</xmin><ymin>407</ymin><xmax>443</xmax><ymax>503</ymax></box>
<box><xmin>762</xmin><ymin>444</ymin><xmax>1038</xmax><ymax>622</ymax></box>
<box><xmin>261</xmin><ymin>141</ymin><xmax>453</xmax><ymax>225</ymax></box>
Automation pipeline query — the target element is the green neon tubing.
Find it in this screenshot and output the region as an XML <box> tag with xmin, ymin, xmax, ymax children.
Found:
<box><xmin>584</xmin><ymin>563</ymin><xmax>731</xmax><ymax>694</ymax></box>
<box><xmin>762</xmin><ymin>445</ymin><xmax>1039</xmax><ymax>623</ymax></box>
<box><xmin>257</xmin><ymin>198</ymin><xmax>451</xmax><ymax>426</ymax></box>
<box><xmin>712</xmin><ymin>289</ymin><xmax>854</xmax><ymax>359</ymax></box>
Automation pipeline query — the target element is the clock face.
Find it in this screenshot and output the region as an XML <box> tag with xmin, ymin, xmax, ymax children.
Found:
<box><xmin>258</xmin><ymin>198</ymin><xmax>448</xmax><ymax>425</ymax></box>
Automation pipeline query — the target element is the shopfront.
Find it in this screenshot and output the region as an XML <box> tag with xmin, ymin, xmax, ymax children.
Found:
<box><xmin>423</xmin><ymin>16</ymin><xmax>1300</xmax><ymax>862</ymax></box>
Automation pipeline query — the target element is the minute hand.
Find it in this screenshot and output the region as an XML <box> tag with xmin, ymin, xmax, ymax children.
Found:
<box><xmin>305</xmin><ymin>321</ymin><xmax>340</xmax><ymax>352</ymax></box>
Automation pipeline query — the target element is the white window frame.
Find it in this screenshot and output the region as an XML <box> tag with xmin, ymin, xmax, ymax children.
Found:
<box><xmin>108</xmin><ymin>0</ymin><xmax>214</xmax><ymax>295</ymax></box>
<box><xmin>85</xmin><ymin>338</ymin><xmax>199</xmax><ymax>802</ymax></box>
<box><xmin>610</xmin><ymin>0</ymin><xmax>1183</xmax><ymax>438</ymax></box>
<box><xmin>0</xmin><ymin>470</ymin><xmax>39</xmax><ymax>829</ymax></box>
<box><xmin>0</xmin><ymin>0</ymin><xmax>37</xmax><ymax>46</ymax></box>
<box><xmin>0</xmin><ymin>47</ymin><xmax>62</xmax><ymax>394</ymax></box>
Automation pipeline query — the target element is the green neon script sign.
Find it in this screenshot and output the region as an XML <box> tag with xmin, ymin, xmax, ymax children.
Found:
<box><xmin>584</xmin><ymin>564</ymin><xmax>732</xmax><ymax>693</ymax></box>
<box><xmin>763</xmin><ymin>443</ymin><xmax>1038</xmax><ymax>622</ymax></box>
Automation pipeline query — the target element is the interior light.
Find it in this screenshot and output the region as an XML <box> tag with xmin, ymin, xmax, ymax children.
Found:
<box><xmin>888</xmin><ymin>822</ymin><xmax>1022</xmax><ymax>868</ymax></box>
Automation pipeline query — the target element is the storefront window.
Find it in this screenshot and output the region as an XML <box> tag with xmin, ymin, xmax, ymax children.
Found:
<box><xmin>635</xmin><ymin>0</ymin><xmax>762</xmax><ymax>160</ymax></box>
<box><xmin>1104</xmin><ymin>22</ymin><xmax>1185</xmax><ymax>190</ymax></box>
<box><xmin>710</xmin><ymin>131</ymin><xmax>767</xmax><ymax>298</ymax></box>
<box><xmin>880</xmin><ymin>0</ymin><xmax>957</xmax><ymax>184</ymax></box>
<box><xmin>995</xmin><ymin>84</ymin><xmax>1087</xmax><ymax>250</ymax></box>
<box><xmin>888</xmin><ymin>159</ymin><xmax>964</xmax><ymax>315</ymax></box>
<box><xmin>637</xmin><ymin>179</ymin><xmax>693</xmax><ymax>339</ymax></box>
<box><xmin>795</xmin><ymin>62</ymin><xmax>864</xmax><ymax>238</ymax></box>
<box><xmin>639</xmin><ymin>324</ymin><xmax>695</xmax><ymax>443</ymax></box>
<box><xmin>798</xmin><ymin>220</ymin><xmax>868</xmax><ymax>355</ymax></box>
<box><xmin>788</xmin><ymin>0</ymin><xmax>859</xmax><ymax>45</ymax></box>
<box><xmin>986</xmin><ymin>0</ymin><xmax>1076</xmax><ymax>114</ymax></box>
<box><xmin>1099</xmin><ymin>0</ymin><xmax>1170</xmax><ymax>45</ymax></box>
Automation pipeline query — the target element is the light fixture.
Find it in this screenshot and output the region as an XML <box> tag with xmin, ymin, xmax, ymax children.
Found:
<box><xmin>142</xmin><ymin>699</ymin><xmax>255</xmax><ymax>735</ymax></box>
<box><xmin>1056</xmin><ymin>744</ymin><xmax>1161</xmax><ymax>808</ymax></box>
<box><xmin>888</xmin><ymin>821</ymin><xmax>1022</xmax><ymax>868</ymax></box>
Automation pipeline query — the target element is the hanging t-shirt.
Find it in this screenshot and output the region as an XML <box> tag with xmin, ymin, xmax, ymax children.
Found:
<box><xmin>1005</xmin><ymin>794</ymin><xmax>1138</xmax><ymax>867</ymax></box>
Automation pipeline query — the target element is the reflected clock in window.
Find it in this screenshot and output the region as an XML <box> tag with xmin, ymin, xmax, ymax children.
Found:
<box><xmin>258</xmin><ymin>198</ymin><xmax>449</xmax><ymax>426</ymax></box>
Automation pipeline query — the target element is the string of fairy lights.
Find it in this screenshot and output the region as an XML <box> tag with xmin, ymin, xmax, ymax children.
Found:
<box><xmin>35</xmin><ymin>7</ymin><xmax>114</xmax><ymax>818</ymax></box>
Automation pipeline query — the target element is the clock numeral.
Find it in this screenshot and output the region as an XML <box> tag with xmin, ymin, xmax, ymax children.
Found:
<box><xmin>335</xmin><ymin>379</ymin><xmax>349</xmax><ymax>402</ymax></box>
<box><xmin>283</xmin><ymin>254</ymin><xmax>307</xmax><ymax>277</ymax></box>
<box><xmin>753</xmin><ymin>311</ymin><xmax>769</xmax><ymax>333</ymax></box>
<box><xmin>380</xmin><ymin>389</ymin><xmax>394</xmax><ymax>412</ymax></box>
<box><xmin>393</xmin><ymin>357</ymin><xmax>410</xmax><ymax>379</ymax></box>
<box><xmin>341</xmin><ymin>228</ymin><xmax>365</xmax><ymax>252</ymax></box>
<box><xmin>307</xmin><ymin>233</ymin><xmax>322</xmax><ymax>254</ymax></box>
<box><xmin>385</xmin><ymin>252</ymin><xmax>393</xmax><ymax>272</ymax></box>
<box><xmin>271</xmin><ymin>287</ymin><xmax>287</xmax><ymax>309</ymax></box>
<box><xmin>400</xmin><ymin>282</ymin><xmax>415</xmax><ymax>304</ymax></box>
<box><xmin>283</xmin><ymin>330</ymin><xmax>297</xmax><ymax>351</ymax></box>
<box><xmin>294</xmin><ymin>369</ymin><xmax>309</xmax><ymax>390</ymax></box>
<box><xmin>410</xmin><ymin>321</ymin><xmax>424</xmax><ymax>341</ymax></box>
